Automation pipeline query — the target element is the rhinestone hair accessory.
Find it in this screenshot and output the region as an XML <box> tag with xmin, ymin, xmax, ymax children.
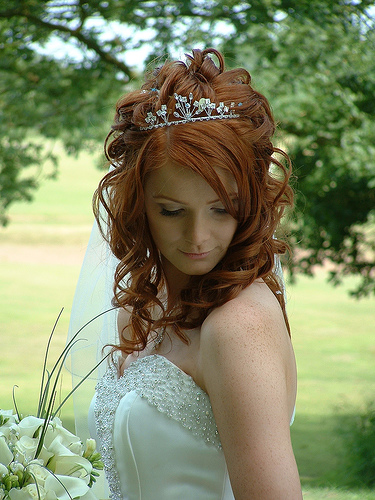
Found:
<box><xmin>139</xmin><ymin>93</ymin><xmax>240</xmax><ymax>130</ymax></box>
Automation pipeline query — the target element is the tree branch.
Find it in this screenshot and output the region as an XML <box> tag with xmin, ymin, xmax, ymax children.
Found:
<box><xmin>0</xmin><ymin>7</ymin><xmax>133</xmax><ymax>77</ymax></box>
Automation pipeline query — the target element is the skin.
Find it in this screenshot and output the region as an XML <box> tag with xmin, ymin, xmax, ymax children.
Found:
<box><xmin>118</xmin><ymin>162</ymin><xmax>302</xmax><ymax>499</ymax></box>
<box><xmin>143</xmin><ymin>162</ymin><xmax>238</xmax><ymax>300</ymax></box>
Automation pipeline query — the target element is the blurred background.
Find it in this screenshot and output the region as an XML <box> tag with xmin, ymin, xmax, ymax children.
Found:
<box><xmin>1</xmin><ymin>1</ymin><xmax>374</xmax><ymax>498</ymax></box>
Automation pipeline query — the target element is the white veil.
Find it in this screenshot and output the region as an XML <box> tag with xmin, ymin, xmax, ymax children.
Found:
<box><xmin>66</xmin><ymin>215</ymin><xmax>119</xmax><ymax>438</ymax></box>
<box><xmin>65</xmin><ymin>209</ymin><xmax>120</xmax><ymax>498</ymax></box>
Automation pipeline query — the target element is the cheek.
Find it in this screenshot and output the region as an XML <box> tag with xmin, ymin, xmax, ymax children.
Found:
<box><xmin>147</xmin><ymin>215</ymin><xmax>178</xmax><ymax>248</ymax></box>
<box><xmin>221</xmin><ymin>221</ymin><xmax>238</xmax><ymax>244</ymax></box>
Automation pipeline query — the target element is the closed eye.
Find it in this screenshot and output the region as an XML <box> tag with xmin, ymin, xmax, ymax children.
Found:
<box><xmin>160</xmin><ymin>207</ymin><xmax>183</xmax><ymax>217</ymax></box>
<box><xmin>213</xmin><ymin>208</ymin><xmax>228</xmax><ymax>215</ymax></box>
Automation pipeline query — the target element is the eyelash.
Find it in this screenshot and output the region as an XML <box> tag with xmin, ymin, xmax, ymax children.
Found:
<box><xmin>214</xmin><ymin>208</ymin><xmax>228</xmax><ymax>215</ymax></box>
<box><xmin>160</xmin><ymin>208</ymin><xmax>182</xmax><ymax>217</ymax></box>
<box><xmin>160</xmin><ymin>207</ymin><xmax>228</xmax><ymax>217</ymax></box>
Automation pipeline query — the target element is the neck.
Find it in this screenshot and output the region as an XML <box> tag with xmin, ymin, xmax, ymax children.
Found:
<box><xmin>160</xmin><ymin>256</ymin><xmax>190</xmax><ymax>306</ymax></box>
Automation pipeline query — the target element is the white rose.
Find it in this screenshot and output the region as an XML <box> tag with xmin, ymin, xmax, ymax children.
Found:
<box><xmin>45</xmin><ymin>474</ymin><xmax>89</xmax><ymax>500</ymax></box>
<box><xmin>8</xmin><ymin>484</ymin><xmax>46</xmax><ymax>500</ymax></box>
<box><xmin>10</xmin><ymin>462</ymin><xmax>24</xmax><ymax>474</ymax></box>
<box><xmin>14</xmin><ymin>435</ymin><xmax>38</xmax><ymax>464</ymax></box>
<box><xmin>26</xmin><ymin>461</ymin><xmax>49</xmax><ymax>486</ymax></box>
<box><xmin>7</xmin><ymin>426</ymin><xmax>20</xmax><ymax>446</ymax></box>
<box><xmin>25</xmin><ymin>484</ymin><xmax>46</xmax><ymax>500</ymax></box>
<box><xmin>0</xmin><ymin>436</ymin><xmax>13</xmax><ymax>467</ymax></box>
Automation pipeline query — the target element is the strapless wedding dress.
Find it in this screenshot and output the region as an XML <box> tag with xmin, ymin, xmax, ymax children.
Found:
<box><xmin>89</xmin><ymin>354</ymin><xmax>235</xmax><ymax>499</ymax></box>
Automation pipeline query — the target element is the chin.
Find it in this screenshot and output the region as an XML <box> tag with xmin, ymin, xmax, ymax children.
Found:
<box><xmin>180</xmin><ymin>263</ymin><xmax>218</xmax><ymax>276</ymax></box>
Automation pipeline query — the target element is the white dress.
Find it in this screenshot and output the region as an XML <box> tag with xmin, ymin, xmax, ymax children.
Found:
<box><xmin>89</xmin><ymin>354</ymin><xmax>235</xmax><ymax>499</ymax></box>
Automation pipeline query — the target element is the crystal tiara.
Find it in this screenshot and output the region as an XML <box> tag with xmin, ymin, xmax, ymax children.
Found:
<box><xmin>139</xmin><ymin>93</ymin><xmax>241</xmax><ymax>130</ymax></box>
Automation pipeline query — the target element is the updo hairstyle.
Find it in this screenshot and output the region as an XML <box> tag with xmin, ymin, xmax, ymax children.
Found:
<box><xmin>93</xmin><ymin>48</ymin><xmax>293</xmax><ymax>353</ymax></box>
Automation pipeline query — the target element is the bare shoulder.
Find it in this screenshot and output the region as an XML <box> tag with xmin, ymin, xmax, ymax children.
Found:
<box><xmin>198</xmin><ymin>279</ymin><xmax>296</xmax><ymax>420</ymax></box>
<box><xmin>201</xmin><ymin>279</ymin><xmax>289</xmax><ymax>352</ymax></box>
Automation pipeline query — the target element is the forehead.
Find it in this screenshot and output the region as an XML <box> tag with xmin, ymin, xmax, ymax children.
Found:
<box><xmin>144</xmin><ymin>162</ymin><xmax>237</xmax><ymax>198</ymax></box>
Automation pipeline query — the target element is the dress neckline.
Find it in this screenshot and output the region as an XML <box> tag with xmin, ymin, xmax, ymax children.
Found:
<box><xmin>118</xmin><ymin>353</ymin><xmax>208</xmax><ymax>393</ymax></box>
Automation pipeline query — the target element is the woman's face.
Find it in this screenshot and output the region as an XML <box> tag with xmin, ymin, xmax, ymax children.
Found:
<box><xmin>144</xmin><ymin>162</ymin><xmax>238</xmax><ymax>290</ymax></box>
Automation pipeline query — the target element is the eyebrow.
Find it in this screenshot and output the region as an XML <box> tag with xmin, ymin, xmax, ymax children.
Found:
<box><xmin>153</xmin><ymin>194</ymin><xmax>238</xmax><ymax>205</ymax></box>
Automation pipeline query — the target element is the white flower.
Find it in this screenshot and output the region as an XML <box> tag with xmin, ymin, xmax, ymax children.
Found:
<box><xmin>0</xmin><ymin>411</ymin><xmax>18</xmax><ymax>441</ymax></box>
<box><xmin>0</xmin><ymin>463</ymin><xmax>8</xmax><ymax>479</ymax></box>
<box><xmin>26</xmin><ymin>460</ymin><xmax>50</xmax><ymax>486</ymax></box>
<box><xmin>43</xmin><ymin>418</ymin><xmax>81</xmax><ymax>451</ymax></box>
<box><xmin>45</xmin><ymin>474</ymin><xmax>90</xmax><ymax>500</ymax></box>
<box><xmin>25</xmin><ymin>484</ymin><xmax>46</xmax><ymax>500</ymax></box>
<box><xmin>10</xmin><ymin>462</ymin><xmax>24</xmax><ymax>473</ymax></box>
<box><xmin>7</xmin><ymin>489</ymin><xmax>30</xmax><ymax>500</ymax></box>
<box><xmin>68</xmin><ymin>440</ymin><xmax>83</xmax><ymax>455</ymax></box>
<box><xmin>83</xmin><ymin>439</ymin><xmax>96</xmax><ymax>457</ymax></box>
<box><xmin>6</xmin><ymin>426</ymin><xmax>20</xmax><ymax>446</ymax></box>
<box><xmin>17</xmin><ymin>416</ymin><xmax>45</xmax><ymax>439</ymax></box>
<box><xmin>8</xmin><ymin>484</ymin><xmax>46</xmax><ymax>500</ymax></box>
<box><xmin>36</xmin><ymin>446</ymin><xmax>54</xmax><ymax>466</ymax></box>
<box><xmin>14</xmin><ymin>435</ymin><xmax>38</xmax><ymax>464</ymax></box>
<box><xmin>0</xmin><ymin>436</ymin><xmax>13</xmax><ymax>466</ymax></box>
<box><xmin>45</xmin><ymin>492</ymin><xmax>57</xmax><ymax>500</ymax></box>
<box><xmin>50</xmin><ymin>443</ymin><xmax>92</xmax><ymax>479</ymax></box>
<box><xmin>0</xmin><ymin>410</ymin><xmax>17</xmax><ymax>426</ymax></box>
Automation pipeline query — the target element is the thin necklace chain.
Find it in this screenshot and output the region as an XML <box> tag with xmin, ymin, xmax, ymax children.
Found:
<box><xmin>153</xmin><ymin>325</ymin><xmax>166</xmax><ymax>349</ymax></box>
<box><xmin>153</xmin><ymin>294</ymin><xmax>171</xmax><ymax>349</ymax></box>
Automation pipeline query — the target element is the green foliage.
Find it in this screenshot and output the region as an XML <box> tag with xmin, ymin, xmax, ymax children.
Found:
<box><xmin>339</xmin><ymin>402</ymin><xmax>375</xmax><ymax>488</ymax></box>
<box><xmin>0</xmin><ymin>0</ymin><xmax>374</xmax><ymax>295</ymax></box>
<box><xmin>225</xmin><ymin>1</ymin><xmax>375</xmax><ymax>296</ymax></box>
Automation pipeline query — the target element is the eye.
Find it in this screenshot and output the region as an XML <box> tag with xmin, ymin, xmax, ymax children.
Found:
<box><xmin>160</xmin><ymin>207</ymin><xmax>183</xmax><ymax>217</ymax></box>
<box><xmin>213</xmin><ymin>208</ymin><xmax>228</xmax><ymax>215</ymax></box>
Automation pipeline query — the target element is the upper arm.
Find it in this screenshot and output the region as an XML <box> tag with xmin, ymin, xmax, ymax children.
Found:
<box><xmin>200</xmin><ymin>286</ymin><xmax>301</xmax><ymax>499</ymax></box>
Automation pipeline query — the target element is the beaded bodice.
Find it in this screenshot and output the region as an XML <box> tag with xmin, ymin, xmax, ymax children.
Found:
<box><xmin>94</xmin><ymin>354</ymin><xmax>224</xmax><ymax>500</ymax></box>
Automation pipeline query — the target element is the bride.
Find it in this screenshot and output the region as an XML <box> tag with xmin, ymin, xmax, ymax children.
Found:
<box><xmin>68</xmin><ymin>48</ymin><xmax>302</xmax><ymax>499</ymax></box>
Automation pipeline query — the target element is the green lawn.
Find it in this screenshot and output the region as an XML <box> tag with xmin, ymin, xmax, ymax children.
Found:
<box><xmin>1</xmin><ymin>148</ymin><xmax>374</xmax><ymax>499</ymax></box>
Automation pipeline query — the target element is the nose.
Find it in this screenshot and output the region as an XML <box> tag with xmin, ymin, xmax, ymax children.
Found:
<box><xmin>184</xmin><ymin>214</ymin><xmax>210</xmax><ymax>248</ymax></box>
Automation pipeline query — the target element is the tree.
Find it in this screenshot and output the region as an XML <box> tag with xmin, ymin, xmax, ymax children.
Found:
<box><xmin>1</xmin><ymin>0</ymin><xmax>374</xmax><ymax>295</ymax></box>
<box><xmin>224</xmin><ymin>0</ymin><xmax>375</xmax><ymax>296</ymax></box>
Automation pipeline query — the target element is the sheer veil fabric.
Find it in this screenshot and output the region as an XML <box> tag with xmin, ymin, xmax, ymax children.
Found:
<box><xmin>66</xmin><ymin>212</ymin><xmax>119</xmax><ymax>497</ymax></box>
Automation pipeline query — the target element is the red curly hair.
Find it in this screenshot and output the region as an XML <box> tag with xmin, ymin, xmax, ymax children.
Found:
<box><xmin>93</xmin><ymin>48</ymin><xmax>293</xmax><ymax>353</ymax></box>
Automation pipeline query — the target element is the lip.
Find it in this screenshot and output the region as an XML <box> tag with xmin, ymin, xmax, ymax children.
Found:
<box><xmin>181</xmin><ymin>251</ymin><xmax>211</xmax><ymax>260</ymax></box>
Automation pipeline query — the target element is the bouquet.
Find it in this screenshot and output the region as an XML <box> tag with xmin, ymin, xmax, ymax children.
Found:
<box><xmin>0</xmin><ymin>412</ymin><xmax>101</xmax><ymax>500</ymax></box>
<box><xmin>0</xmin><ymin>310</ymin><xmax>107</xmax><ymax>500</ymax></box>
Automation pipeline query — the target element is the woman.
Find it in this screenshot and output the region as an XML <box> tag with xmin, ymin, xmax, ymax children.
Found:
<box><xmin>82</xmin><ymin>48</ymin><xmax>301</xmax><ymax>499</ymax></box>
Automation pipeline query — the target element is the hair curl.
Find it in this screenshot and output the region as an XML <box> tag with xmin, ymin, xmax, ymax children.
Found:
<box><xmin>93</xmin><ymin>48</ymin><xmax>293</xmax><ymax>354</ymax></box>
